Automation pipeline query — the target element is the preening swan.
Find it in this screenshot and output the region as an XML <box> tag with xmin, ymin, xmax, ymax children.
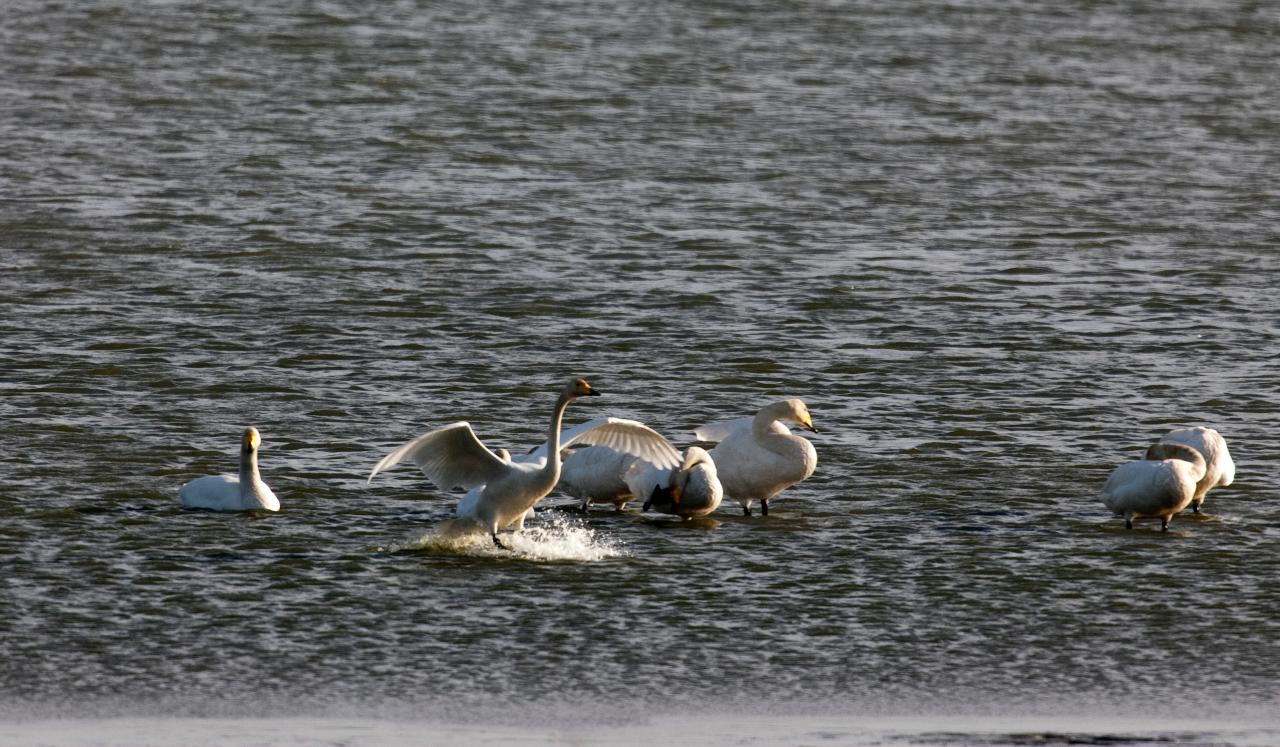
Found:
<box><xmin>551</xmin><ymin>418</ymin><xmax>683</xmax><ymax>511</ymax></box>
<box><xmin>367</xmin><ymin>378</ymin><xmax>602</xmax><ymax>548</ymax></box>
<box><xmin>1156</xmin><ymin>427</ymin><xmax>1234</xmax><ymax>513</ymax></box>
<box><xmin>1100</xmin><ymin>441</ymin><xmax>1207</xmax><ymax>531</ymax></box>
<box><xmin>694</xmin><ymin>399</ymin><xmax>818</xmax><ymax>516</ymax></box>
<box><xmin>642</xmin><ymin>446</ymin><xmax>723</xmax><ymax>520</ymax></box>
<box><xmin>179</xmin><ymin>427</ymin><xmax>280</xmax><ymax>512</ymax></box>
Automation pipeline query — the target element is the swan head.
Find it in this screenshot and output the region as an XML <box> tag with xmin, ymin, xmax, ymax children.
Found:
<box><xmin>240</xmin><ymin>427</ymin><xmax>261</xmax><ymax>453</ymax></box>
<box><xmin>671</xmin><ymin>447</ymin><xmax>715</xmax><ymax>503</ymax></box>
<box><xmin>563</xmin><ymin>377</ymin><xmax>601</xmax><ymax>399</ymax></box>
<box><xmin>782</xmin><ymin>399</ymin><xmax>818</xmax><ymax>433</ymax></box>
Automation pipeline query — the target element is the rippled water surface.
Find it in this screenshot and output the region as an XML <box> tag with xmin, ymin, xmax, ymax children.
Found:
<box><xmin>2</xmin><ymin>1</ymin><xmax>1279</xmax><ymax>744</ymax></box>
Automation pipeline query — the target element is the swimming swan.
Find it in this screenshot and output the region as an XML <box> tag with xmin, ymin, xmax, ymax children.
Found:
<box><xmin>642</xmin><ymin>446</ymin><xmax>723</xmax><ymax>520</ymax></box>
<box><xmin>552</xmin><ymin>418</ymin><xmax>683</xmax><ymax>511</ymax></box>
<box><xmin>179</xmin><ymin>427</ymin><xmax>280</xmax><ymax>512</ymax></box>
<box><xmin>1100</xmin><ymin>441</ymin><xmax>1207</xmax><ymax>531</ymax></box>
<box><xmin>367</xmin><ymin>378</ymin><xmax>601</xmax><ymax>548</ymax></box>
<box><xmin>694</xmin><ymin>399</ymin><xmax>818</xmax><ymax>516</ymax></box>
<box><xmin>1155</xmin><ymin>426</ymin><xmax>1235</xmax><ymax>513</ymax></box>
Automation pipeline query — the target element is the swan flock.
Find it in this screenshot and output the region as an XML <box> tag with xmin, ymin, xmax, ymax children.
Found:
<box><xmin>177</xmin><ymin>378</ymin><xmax>1238</xmax><ymax>541</ymax></box>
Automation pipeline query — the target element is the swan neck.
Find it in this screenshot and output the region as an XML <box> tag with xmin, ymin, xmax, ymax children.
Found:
<box><xmin>751</xmin><ymin>406</ymin><xmax>783</xmax><ymax>438</ymax></box>
<box><xmin>544</xmin><ymin>392</ymin><xmax>573</xmax><ymax>477</ymax></box>
<box><xmin>239</xmin><ymin>448</ymin><xmax>260</xmax><ymax>495</ymax></box>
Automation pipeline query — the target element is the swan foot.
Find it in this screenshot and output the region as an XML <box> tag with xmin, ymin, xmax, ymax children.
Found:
<box><xmin>491</xmin><ymin>532</ymin><xmax>508</xmax><ymax>550</ymax></box>
<box><xmin>1192</xmin><ymin>502</ymin><xmax>1201</xmax><ymax>514</ymax></box>
<box><xmin>761</xmin><ymin>500</ymin><xmax>769</xmax><ymax>517</ymax></box>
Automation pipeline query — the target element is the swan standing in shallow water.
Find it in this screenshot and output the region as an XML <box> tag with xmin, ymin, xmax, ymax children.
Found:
<box><xmin>642</xmin><ymin>446</ymin><xmax>723</xmax><ymax>520</ymax></box>
<box><xmin>368</xmin><ymin>378</ymin><xmax>606</xmax><ymax>548</ymax></box>
<box><xmin>1156</xmin><ymin>426</ymin><xmax>1235</xmax><ymax>513</ymax></box>
<box><xmin>694</xmin><ymin>399</ymin><xmax>818</xmax><ymax>516</ymax></box>
<box><xmin>179</xmin><ymin>427</ymin><xmax>280</xmax><ymax>512</ymax></box>
<box><xmin>1100</xmin><ymin>441</ymin><xmax>1207</xmax><ymax>531</ymax></box>
<box><xmin>551</xmin><ymin>418</ymin><xmax>683</xmax><ymax>511</ymax></box>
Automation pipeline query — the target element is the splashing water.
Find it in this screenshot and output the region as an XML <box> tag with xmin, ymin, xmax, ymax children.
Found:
<box><xmin>397</xmin><ymin>511</ymin><xmax>628</xmax><ymax>562</ymax></box>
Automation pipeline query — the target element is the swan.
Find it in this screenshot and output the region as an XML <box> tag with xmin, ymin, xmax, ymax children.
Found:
<box><xmin>1100</xmin><ymin>441</ymin><xmax>1207</xmax><ymax>531</ymax></box>
<box><xmin>694</xmin><ymin>399</ymin><xmax>818</xmax><ymax>516</ymax></box>
<box><xmin>1155</xmin><ymin>426</ymin><xmax>1235</xmax><ymax>513</ymax></box>
<box><xmin>367</xmin><ymin>378</ymin><xmax>605</xmax><ymax>548</ymax></box>
<box><xmin>551</xmin><ymin>418</ymin><xmax>683</xmax><ymax>511</ymax></box>
<box><xmin>178</xmin><ymin>427</ymin><xmax>280</xmax><ymax>512</ymax></box>
<box><xmin>641</xmin><ymin>446</ymin><xmax>723</xmax><ymax>520</ymax></box>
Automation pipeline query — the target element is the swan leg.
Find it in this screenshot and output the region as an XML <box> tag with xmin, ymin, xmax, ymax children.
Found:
<box><xmin>1161</xmin><ymin>517</ymin><xmax>1170</xmax><ymax>532</ymax></box>
<box><xmin>742</xmin><ymin>505</ymin><xmax>752</xmax><ymax>517</ymax></box>
<box><xmin>760</xmin><ymin>499</ymin><xmax>769</xmax><ymax>517</ymax></box>
<box><xmin>1192</xmin><ymin>501</ymin><xmax>1201</xmax><ymax>514</ymax></box>
<box><xmin>1124</xmin><ymin>513</ymin><xmax>1133</xmax><ymax>530</ymax></box>
<box><xmin>491</xmin><ymin>531</ymin><xmax>507</xmax><ymax>549</ymax></box>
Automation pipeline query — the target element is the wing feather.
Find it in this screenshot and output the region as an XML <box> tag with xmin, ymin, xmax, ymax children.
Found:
<box><xmin>527</xmin><ymin>417</ymin><xmax>682</xmax><ymax>470</ymax></box>
<box><xmin>693</xmin><ymin>417</ymin><xmax>753</xmax><ymax>443</ymax></box>
<box><xmin>368</xmin><ymin>421</ymin><xmax>510</xmax><ymax>490</ymax></box>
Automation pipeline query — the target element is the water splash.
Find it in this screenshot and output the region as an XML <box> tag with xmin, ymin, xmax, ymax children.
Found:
<box><xmin>398</xmin><ymin>512</ymin><xmax>628</xmax><ymax>562</ymax></box>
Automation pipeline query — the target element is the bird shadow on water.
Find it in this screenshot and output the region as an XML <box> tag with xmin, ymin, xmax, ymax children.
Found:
<box><xmin>637</xmin><ymin>516</ymin><xmax>722</xmax><ymax>530</ymax></box>
<box><xmin>1094</xmin><ymin>521</ymin><xmax>1194</xmax><ymax>539</ymax></box>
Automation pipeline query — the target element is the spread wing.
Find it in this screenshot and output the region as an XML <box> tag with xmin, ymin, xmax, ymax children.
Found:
<box><xmin>528</xmin><ymin>417</ymin><xmax>682</xmax><ymax>471</ymax></box>
<box><xmin>368</xmin><ymin>421</ymin><xmax>511</xmax><ymax>490</ymax></box>
<box><xmin>693</xmin><ymin>417</ymin><xmax>753</xmax><ymax>443</ymax></box>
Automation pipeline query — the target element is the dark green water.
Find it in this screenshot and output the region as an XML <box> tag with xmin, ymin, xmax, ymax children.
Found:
<box><xmin>2</xmin><ymin>2</ymin><xmax>1278</xmax><ymax>744</ymax></box>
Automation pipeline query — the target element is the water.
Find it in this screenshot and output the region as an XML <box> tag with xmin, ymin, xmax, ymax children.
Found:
<box><xmin>2</xmin><ymin>1</ymin><xmax>1279</xmax><ymax>744</ymax></box>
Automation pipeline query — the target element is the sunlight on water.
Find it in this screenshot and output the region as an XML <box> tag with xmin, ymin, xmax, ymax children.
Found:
<box><xmin>397</xmin><ymin>512</ymin><xmax>628</xmax><ymax>562</ymax></box>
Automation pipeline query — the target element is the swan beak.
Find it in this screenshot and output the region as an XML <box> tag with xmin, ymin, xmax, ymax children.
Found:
<box><xmin>801</xmin><ymin>418</ymin><xmax>818</xmax><ymax>434</ymax></box>
<box><xmin>585</xmin><ymin>388</ymin><xmax>601</xmax><ymax>397</ymax></box>
<box><xmin>242</xmin><ymin>428</ymin><xmax>261</xmax><ymax>450</ymax></box>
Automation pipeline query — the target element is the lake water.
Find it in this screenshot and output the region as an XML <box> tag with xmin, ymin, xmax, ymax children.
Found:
<box><xmin>2</xmin><ymin>1</ymin><xmax>1278</xmax><ymax>745</ymax></box>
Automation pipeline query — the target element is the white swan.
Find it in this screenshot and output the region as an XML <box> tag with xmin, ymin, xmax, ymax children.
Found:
<box><xmin>694</xmin><ymin>399</ymin><xmax>818</xmax><ymax>516</ymax></box>
<box><xmin>1100</xmin><ymin>441</ymin><xmax>1207</xmax><ymax>531</ymax></box>
<box><xmin>367</xmin><ymin>378</ymin><xmax>603</xmax><ymax>548</ymax></box>
<box><xmin>641</xmin><ymin>446</ymin><xmax>723</xmax><ymax>520</ymax></box>
<box><xmin>551</xmin><ymin>418</ymin><xmax>683</xmax><ymax>511</ymax></box>
<box><xmin>1156</xmin><ymin>426</ymin><xmax>1235</xmax><ymax>513</ymax></box>
<box><xmin>179</xmin><ymin>427</ymin><xmax>280</xmax><ymax>512</ymax></box>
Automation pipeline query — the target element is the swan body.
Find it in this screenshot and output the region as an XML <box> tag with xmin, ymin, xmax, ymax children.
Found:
<box><xmin>549</xmin><ymin>418</ymin><xmax>683</xmax><ymax>511</ymax></box>
<box><xmin>1156</xmin><ymin>427</ymin><xmax>1234</xmax><ymax>512</ymax></box>
<box><xmin>179</xmin><ymin>427</ymin><xmax>279</xmax><ymax>512</ymax></box>
<box><xmin>367</xmin><ymin>378</ymin><xmax>601</xmax><ymax>547</ymax></box>
<box><xmin>560</xmin><ymin>445</ymin><xmax>643</xmax><ymax>510</ymax></box>
<box><xmin>1100</xmin><ymin>442</ymin><xmax>1207</xmax><ymax>531</ymax></box>
<box><xmin>695</xmin><ymin>399</ymin><xmax>818</xmax><ymax>516</ymax></box>
<box><xmin>642</xmin><ymin>446</ymin><xmax>723</xmax><ymax>520</ymax></box>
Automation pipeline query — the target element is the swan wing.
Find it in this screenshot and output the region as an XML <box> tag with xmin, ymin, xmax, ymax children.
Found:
<box><xmin>368</xmin><ymin>421</ymin><xmax>510</xmax><ymax>490</ymax></box>
<box><xmin>561</xmin><ymin>417</ymin><xmax>682</xmax><ymax>469</ymax></box>
<box><xmin>693</xmin><ymin>417</ymin><xmax>753</xmax><ymax>443</ymax></box>
<box><xmin>524</xmin><ymin>417</ymin><xmax>681</xmax><ymax>470</ymax></box>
